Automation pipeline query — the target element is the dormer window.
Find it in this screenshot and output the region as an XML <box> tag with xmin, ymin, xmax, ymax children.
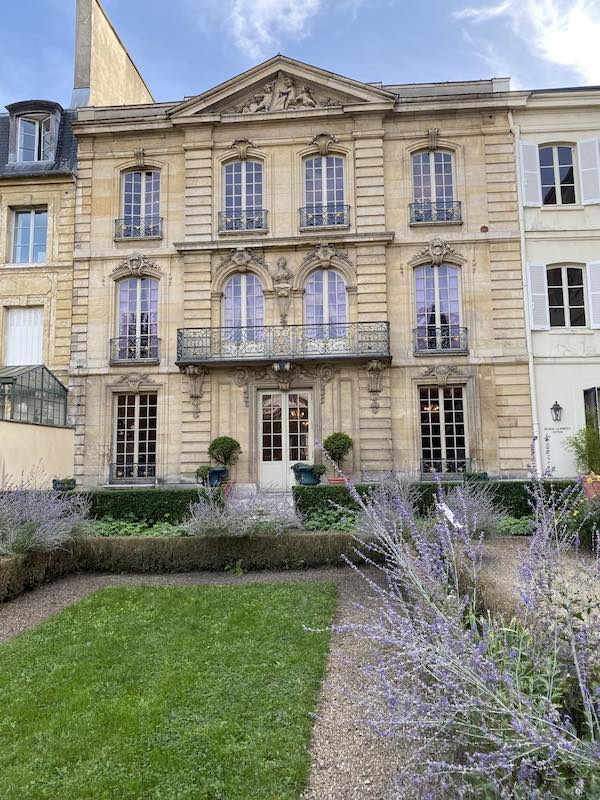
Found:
<box><xmin>18</xmin><ymin>115</ymin><xmax>52</xmax><ymax>162</ymax></box>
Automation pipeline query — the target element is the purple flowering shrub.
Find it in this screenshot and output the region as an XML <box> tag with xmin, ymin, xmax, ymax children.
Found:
<box><xmin>0</xmin><ymin>481</ymin><xmax>90</xmax><ymax>556</ymax></box>
<box><xmin>348</xmin><ymin>469</ymin><xmax>600</xmax><ymax>798</ymax></box>
<box><xmin>184</xmin><ymin>490</ymin><xmax>303</xmax><ymax>537</ymax></box>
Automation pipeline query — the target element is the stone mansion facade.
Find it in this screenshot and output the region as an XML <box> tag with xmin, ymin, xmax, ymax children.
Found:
<box><xmin>67</xmin><ymin>57</ymin><xmax>533</xmax><ymax>488</ymax></box>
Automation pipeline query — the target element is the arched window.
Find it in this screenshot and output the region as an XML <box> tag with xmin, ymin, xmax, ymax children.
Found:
<box><xmin>305</xmin><ymin>269</ymin><xmax>347</xmax><ymax>338</ymax></box>
<box><xmin>223</xmin><ymin>273</ymin><xmax>264</xmax><ymax>343</ymax></box>
<box><xmin>119</xmin><ymin>170</ymin><xmax>161</xmax><ymax>239</ymax></box>
<box><xmin>222</xmin><ymin>160</ymin><xmax>265</xmax><ymax>231</ymax></box>
<box><xmin>302</xmin><ymin>155</ymin><xmax>348</xmax><ymax>227</ymax></box>
<box><xmin>538</xmin><ymin>145</ymin><xmax>576</xmax><ymax>205</ymax></box>
<box><xmin>414</xmin><ymin>264</ymin><xmax>464</xmax><ymax>352</ymax></box>
<box><xmin>411</xmin><ymin>150</ymin><xmax>458</xmax><ymax>222</ymax></box>
<box><xmin>115</xmin><ymin>277</ymin><xmax>159</xmax><ymax>361</ymax></box>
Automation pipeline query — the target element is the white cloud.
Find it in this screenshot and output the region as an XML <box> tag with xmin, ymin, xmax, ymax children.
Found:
<box><xmin>228</xmin><ymin>0</ymin><xmax>322</xmax><ymax>58</ymax></box>
<box><xmin>455</xmin><ymin>0</ymin><xmax>600</xmax><ymax>84</ymax></box>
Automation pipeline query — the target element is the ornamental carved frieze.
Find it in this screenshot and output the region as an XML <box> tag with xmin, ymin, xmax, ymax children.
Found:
<box><xmin>114</xmin><ymin>373</ymin><xmax>158</xmax><ymax>392</ymax></box>
<box><xmin>216</xmin><ymin>248</ymin><xmax>267</xmax><ymax>273</ymax></box>
<box><xmin>419</xmin><ymin>365</ymin><xmax>467</xmax><ymax>386</ymax></box>
<box><xmin>180</xmin><ymin>365</ymin><xmax>208</xmax><ymax>419</ymax></box>
<box><xmin>409</xmin><ymin>238</ymin><xmax>466</xmax><ymax>267</ymax></box>
<box><xmin>112</xmin><ymin>253</ymin><xmax>162</xmax><ymax>281</ymax></box>
<box><xmin>233</xmin><ymin>363</ymin><xmax>338</xmax><ymax>407</ymax></box>
<box><xmin>232</xmin><ymin>72</ymin><xmax>343</xmax><ymax>114</ymax></box>
<box><xmin>301</xmin><ymin>243</ymin><xmax>352</xmax><ymax>268</ymax></box>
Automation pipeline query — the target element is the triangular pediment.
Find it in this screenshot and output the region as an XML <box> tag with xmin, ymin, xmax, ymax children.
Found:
<box><xmin>169</xmin><ymin>55</ymin><xmax>395</xmax><ymax>118</ymax></box>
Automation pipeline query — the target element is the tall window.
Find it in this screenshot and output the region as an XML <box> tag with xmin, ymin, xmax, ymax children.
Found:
<box><xmin>539</xmin><ymin>145</ymin><xmax>576</xmax><ymax>205</ymax></box>
<box><xmin>113</xmin><ymin>393</ymin><xmax>157</xmax><ymax>483</ymax></box>
<box><xmin>420</xmin><ymin>386</ymin><xmax>467</xmax><ymax>474</ymax></box>
<box><xmin>305</xmin><ymin>269</ymin><xmax>347</xmax><ymax>337</ymax></box>
<box><xmin>223</xmin><ymin>273</ymin><xmax>264</xmax><ymax>345</ymax></box>
<box><xmin>222</xmin><ymin>160</ymin><xmax>265</xmax><ymax>230</ymax></box>
<box><xmin>117</xmin><ymin>277</ymin><xmax>159</xmax><ymax>361</ymax></box>
<box><xmin>12</xmin><ymin>209</ymin><xmax>47</xmax><ymax>264</ymax></box>
<box><xmin>547</xmin><ymin>265</ymin><xmax>586</xmax><ymax>327</ymax></box>
<box><xmin>412</xmin><ymin>150</ymin><xmax>457</xmax><ymax>222</ymax></box>
<box><xmin>4</xmin><ymin>307</ymin><xmax>43</xmax><ymax>366</ymax></box>
<box><xmin>120</xmin><ymin>170</ymin><xmax>161</xmax><ymax>238</ymax></box>
<box><xmin>414</xmin><ymin>264</ymin><xmax>463</xmax><ymax>352</ymax></box>
<box><xmin>584</xmin><ymin>387</ymin><xmax>600</xmax><ymax>431</ymax></box>
<box><xmin>17</xmin><ymin>116</ymin><xmax>51</xmax><ymax>162</ymax></box>
<box><xmin>302</xmin><ymin>155</ymin><xmax>347</xmax><ymax>227</ymax></box>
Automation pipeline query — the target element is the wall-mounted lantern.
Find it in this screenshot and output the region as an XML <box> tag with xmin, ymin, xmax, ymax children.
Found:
<box><xmin>550</xmin><ymin>401</ymin><xmax>563</xmax><ymax>422</ymax></box>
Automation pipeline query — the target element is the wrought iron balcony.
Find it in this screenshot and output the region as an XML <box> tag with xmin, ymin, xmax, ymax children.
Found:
<box><xmin>176</xmin><ymin>322</ymin><xmax>390</xmax><ymax>366</ymax></box>
<box><xmin>109</xmin><ymin>462</ymin><xmax>157</xmax><ymax>485</ymax></box>
<box><xmin>218</xmin><ymin>208</ymin><xmax>268</xmax><ymax>232</ymax></box>
<box><xmin>420</xmin><ymin>457</ymin><xmax>473</xmax><ymax>478</ymax></box>
<box><xmin>409</xmin><ymin>201</ymin><xmax>462</xmax><ymax>225</ymax></box>
<box><xmin>413</xmin><ymin>326</ymin><xmax>468</xmax><ymax>355</ymax></box>
<box><xmin>114</xmin><ymin>216</ymin><xmax>163</xmax><ymax>240</ymax></box>
<box><xmin>299</xmin><ymin>204</ymin><xmax>351</xmax><ymax>229</ymax></box>
<box><xmin>110</xmin><ymin>336</ymin><xmax>160</xmax><ymax>364</ymax></box>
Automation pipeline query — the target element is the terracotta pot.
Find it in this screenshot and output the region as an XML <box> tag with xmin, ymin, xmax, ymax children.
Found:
<box><xmin>582</xmin><ymin>478</ymin><xmax>600</xmax><ymax>499</ymax></box>
<box><xmin>327</xmin><ymin>477</ymin><xmax>346</xmax><ymax>485</ymax></box>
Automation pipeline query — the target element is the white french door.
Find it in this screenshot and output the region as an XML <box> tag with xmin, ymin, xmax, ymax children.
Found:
<box><xmin>258</xmin><ymin>390</ymin><xmax>313</xmax><ymax>490</ymax></box>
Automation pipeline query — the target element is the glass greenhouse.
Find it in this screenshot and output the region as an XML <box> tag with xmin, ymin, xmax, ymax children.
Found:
<box><xmin>0</xmin><ymin>365</ymin><xmax>68</xmax><ymax>428</ymax></box>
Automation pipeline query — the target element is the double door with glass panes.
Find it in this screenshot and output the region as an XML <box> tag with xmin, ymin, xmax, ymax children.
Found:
<box><xmin>259</xmin><ymin>391</ymin><xmax>313</xmax><ymax>490</ymax></box>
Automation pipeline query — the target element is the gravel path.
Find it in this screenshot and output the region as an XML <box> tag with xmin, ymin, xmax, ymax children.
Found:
<box><xmin>0</xmin><ymin>566</ymin><xmax>400</xmax><ymax>799</ymax></box>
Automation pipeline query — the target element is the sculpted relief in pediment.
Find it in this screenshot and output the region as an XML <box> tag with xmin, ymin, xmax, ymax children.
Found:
<box><xmin>230</xmin><ymin>71</ymin><xmax>343</xmax><ymax>114</ymax></box>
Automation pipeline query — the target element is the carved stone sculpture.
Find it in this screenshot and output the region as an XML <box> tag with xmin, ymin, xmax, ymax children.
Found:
<box><xmin>234</xmin><ymin>72</ymin><xmax>342</xmax><ymax>114</ymax></box>
<box><xmin>271</xmin><ymin>257</ymin><xmax>294</xmax><ymax>324</ymax></box>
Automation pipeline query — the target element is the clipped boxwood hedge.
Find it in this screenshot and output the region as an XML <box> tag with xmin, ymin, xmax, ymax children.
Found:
<box><xmin>82</xmin><ymin>487</ymin><xmax>217</xmax><ymax>525</ymax></box>
<box><xmin>293</xmin><ymin>480</ymin><xmax>578</xmax><ymax>519</ymax></box>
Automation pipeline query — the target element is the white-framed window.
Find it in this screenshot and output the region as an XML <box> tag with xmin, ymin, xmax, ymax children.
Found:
<box><xmin>539</xmin><ymin>145</ymin><xmax>576</xmax><ymax>205</ymax></box>
<box><xmin>584</xmin><ymin>387</ymin><xmax>600</xmax><ymax>431</ymax></box>
<box><xmin>112</xmin><ymin>393</ymin><xmax>157</xmax><ymax>482</ymax></box>
<box><xmin>546</xmin><ymin>265</ymin><xmax>586</xmax><ymax>327</ymax></box>
<box><xmin>17</xmin><ymin>116</ymin><xmax>51</xmax><ymax>162</ymax></box>
<box><xmin>305</xmin><ymin>269</ymin><xmax>347</xmax><ymax>337</ymax></box>
<box><xmin>223</xmin><ymin>273</ymin><xmax>264</xmax><ymax>328</ymax></box>
<box><xmin>116</xmin><ymin>277</ymin><xmax>159</xmax><ymax>361</ymax></box>
<box><xmin>120</xmin><ymin>170</ymin><xmax>161</xmax><ymax>238</ymax></box>
<box><xmin>222</xmin><ymin>160</ymin><xmax>265</xmax><ymax>230</ymax></box>
<box><xmin>419</xmin><ymin>385</ymin><xmax>468</xmax><ymax>475</ymax></box>
<box><xmin>3</xmin><ymin>307</ymin><xmax>44</xmax><ymax>366</ymax></box>
<box><xmin>11</xmin><ymin>208</ymin><xmax>48</xmax><ymax>264</ymax></box>
<box><xmin>414</xmin><ymin>263</ymin><xmax>463</xmax><ymax>351</ymax></box>
<box><xmin>411</xmin><ymin>150</ymin><xmax>457</xmax><ymax>222</ymax></box>
<box><xmin>302</xmin><ymin>155</ymin><xmax>347</xmax><ymax>226</ymax></box>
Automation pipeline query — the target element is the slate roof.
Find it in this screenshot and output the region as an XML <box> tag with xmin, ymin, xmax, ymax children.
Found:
<box><xmin>0</xmin><ymin>105</ymin><xmax>77</xmax><ymax>180</ymax></box>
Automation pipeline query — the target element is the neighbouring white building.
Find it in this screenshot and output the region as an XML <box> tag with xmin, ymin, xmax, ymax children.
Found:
<box><xmin>515</xmin><ymin>89</ymin><xmax>600</xmax><ymax>477</ymax></box>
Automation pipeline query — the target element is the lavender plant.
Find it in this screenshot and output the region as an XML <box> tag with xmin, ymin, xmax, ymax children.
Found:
<box><xmin>345</xmin><ymin>466</ymin><xmax>600</xmax><ymax>798</ymax></box>
<box><xmin>0</xmin><ymin>481</ymin><xmax>90</xmax><ymax>556</ymax></box>
<box><xmin>184</xmin><ymin>490</ymin><xmax>304</xmax><ymax>537</ymax></box>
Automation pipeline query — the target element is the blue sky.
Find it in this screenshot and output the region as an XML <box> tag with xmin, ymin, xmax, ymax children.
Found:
<box><xmin>1</xmin><ymin>0</ymin><xmax>600</xmax><ymax>108</ymax></box>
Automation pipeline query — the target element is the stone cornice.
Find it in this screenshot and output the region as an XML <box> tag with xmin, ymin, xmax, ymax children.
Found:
<box><xmin>173</xmin><ymin>232</ymin><xmax>395</xmax><ymax>253</ymax></box>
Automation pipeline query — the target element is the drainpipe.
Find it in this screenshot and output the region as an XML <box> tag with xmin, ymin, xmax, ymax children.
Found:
<box><xmin>509</xmin><ymin>109</ymin><xmax>542</xmax><ymax>474</ymax></box>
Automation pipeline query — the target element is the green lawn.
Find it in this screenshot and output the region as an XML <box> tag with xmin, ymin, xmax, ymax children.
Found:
<box><xmin>0</xmin><ymin>582</ymin><xmax>336</xmax><ymax>800</ymax></box>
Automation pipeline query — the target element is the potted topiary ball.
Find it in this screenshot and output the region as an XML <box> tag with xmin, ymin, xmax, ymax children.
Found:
<box><xmin>207</xmin><ymin>436</ymin><xmax>242</xmax><ymax>487</ymax></box>
<box><xmin>195</xmin><ymin>464</ymin><xmax>211</xmax><ymax>486</ymax></box>
<box><xmin>323</xmin><ymin>432</ymin><xmax>353</xmax><ymax>485</ymax></box>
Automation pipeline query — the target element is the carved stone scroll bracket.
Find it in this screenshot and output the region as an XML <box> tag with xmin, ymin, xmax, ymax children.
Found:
<box><xmin>309</xmin><ymin>132</ymin><xmax>338</xmax><ymax>156</ymax></box>
<box><xmin>134</xmin><ymin>147</ymin><xmax>145</xmax><ymax>167</ymax></box>
<box><xmin>181</xmin><ymin>365</ymin><xmax>208</xmax><ymax>418</ymax></box>
<box><xmin>301</xmin><ymin>243</ymin><xmax>352</xmax><ymax>269</ymax></box>
<box><xmin>298</xmin><ymin>363</ymin><xmax>339</xmax><ymax>404</ymax></box>
<box><xmin>234</xmin><ymin>366</ymin><xmax>266</xmax><ymax>407</ymax></box>
<box><xmin>426</xmin><ymin>128</ymin><xmax>440</xmax><ymax>151</ymax></box>
<box><xmin>419</xmin><ymin>365</ymin><xmax>465</xmax><ymax>387</ymax></box>
<box><xmin>365</xmin><ymin>359</ymin><xmax>386</xmax><ymax>413</ymax></box>
<box><xmin>217</xmin><ymin>248</ymin><xmax>267</xmax><ymax>274</ymax></box>
<box><xmin>230</xmin><ymin>138</ymin><xmax>255</xmax><ymax>160</ymax></box>
<box><xmin>112</xmin><ymin>253</ymin><xmax>162</xmax><ymax>281</ymax></box>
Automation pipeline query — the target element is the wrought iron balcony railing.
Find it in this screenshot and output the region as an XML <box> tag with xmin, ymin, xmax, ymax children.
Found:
<box><xmin>413</xmin><ymin>326</ymin><xmax>468</xmax><ymax>355</ymax></box>
<box><xmin>218</xmin><ymin>208</ymin><xmax>268</xmax><ymax>232</ymax></box>
<box><xmin>409</xmin><ymin>201</ymin><xmax>462</xmax><ymax>224</ymax></box>
<box><xmin>109</xmin><ymin>462</ymin><xmax>157</xmax><ymax>485</ymax></box>
<box><xmin>114</xmin><ymin>216</ymin><xmax>163</xmax><ymax>240</ymax></box>
<box><xmin>420</xmin><ymin>457</ymin><xmax>473</xmax><ymax>478</ymax></box>
<box><xmin>299</xmin><ymin>204</ymin><xmax>351</xmax><ymax>229</ymax></box>
<box><xmin>176</xmin><ymin>322</ymin><xmax>390</xmax><ymax>365</ymax></box>
<box><xmin>110</xmin><ymin>336</ymin><xmax>160</xmax><ymax>364</ymax></box>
